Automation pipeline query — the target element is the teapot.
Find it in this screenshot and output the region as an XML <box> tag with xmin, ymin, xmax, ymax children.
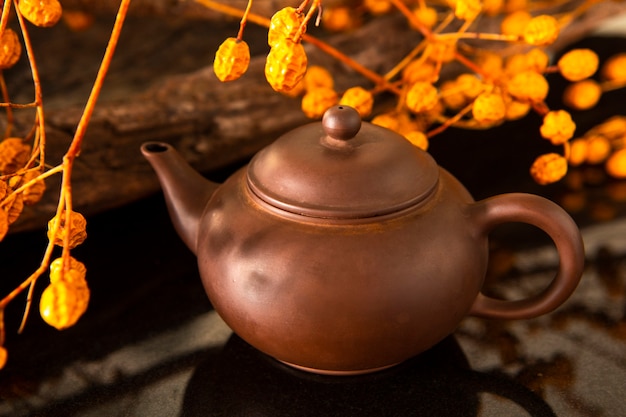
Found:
<box><xmin>141</xmin><ymin>105</ymin><xmax>584</xmax><ymax>375</ymax></box>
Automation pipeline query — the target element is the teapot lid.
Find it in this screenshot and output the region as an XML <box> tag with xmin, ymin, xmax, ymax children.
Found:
<box><xmin>247</xmin><ymin>105</ymin><xmax>439</xmax><ymax>219</ymax></box>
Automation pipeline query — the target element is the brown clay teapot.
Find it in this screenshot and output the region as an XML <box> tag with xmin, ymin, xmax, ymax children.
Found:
<box><xmin>141</xmin><ymin>105</ymin><xmax>584</xmax><ymax>375</ymax></box>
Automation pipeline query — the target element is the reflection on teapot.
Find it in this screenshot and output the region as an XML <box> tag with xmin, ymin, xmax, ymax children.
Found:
<box><xmin>142</xmin><ymin>105</ymin><xmax>584</xmax><ymax>375</ymax></box>
<box><xmin>181</xmin><ymin>334</ymin><xmax>557</xmax><ymax>417</ymax></box>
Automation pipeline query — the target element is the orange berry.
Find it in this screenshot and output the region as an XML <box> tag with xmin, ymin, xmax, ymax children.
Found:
<box><xmin>339</xmin><ymin>87</ymin><xmax>374</xmax><ymax>118</ymax></box>
<box><xmin>213</xmin><ymin>37</ymin><xmax>250</xmax><ymax>82</ymax></box>
<box><xmin>0</xmin><ymin>29</ymin><xmax>21</xmax><ymax>70</ymax></box>
<box><xmin>456</xmin><ymin>73</ymin><xmax>484</xmax><ymax>100</ymax></box>
<box><xmin>426</xmin><ymin>39</ymin><xmax>457</xmax><ymax>63</ymax></box>
<box><xmin>406</xmin><ymin>81</ymin><xmax>439</xmax><ymax>113</ymax></box>
<box><xmin>411</xmin><ymin>6</ymin><xmax>438</xmax><ymax>29</ymax></box>
<box><xmin>0</xmin><ymin>209</ymin><xmax>8</xmax><ymax>242</ymax></box>
<box><xmin>0</xmin><ymin>346</ymin><xmax>7</xmax><ymax>369</ymax></box>
<box><xmin>47</xmin><ymin>210</ymin><xmax>87</xmax><ymax>249</ymax></box>
<box><xmin>301</xmin><ymin>88</ymin><xmax>338</xmax><ymax>119</ymax></box>
<box><xmin>371</xmin><ymin>112</ymin><xmax>400</xmax><ymax>131</ymax></box>
<box><xmin>503</xmin><ymin>95</ymin><xmax>531</xmax><ymax>120</ymax></box>
<box><xmin>563</xmin><ymin>80</ymin><xmax>602</xmax><ymax>110</ymax></box>
<box><xmin>0</xmin><ymin>138</ymin><xmax>31</xmax><ymax>174</ymax></box>
<box><xmin>364</xmin><ymin>0</ymin><xmax>393</xmax><ymax>15</ymax></box>
<box><xmin>472</xmin><ymin>92</ymin><xmax>506</xmax><ymax>123</ymax></box>
<box><xmin>404</xmin><ymin>131</ymin><xmax>429</xmax><ymax>150</ymax></box>
<box><xmin>506</xmin><ymin>70</ymin><xmax>549</xmax><ymax>103</ymax></box>
<box><xmin>500</xmin><ymin>11</ymin><xmax>531</xmax><ymax>37</ymax></box>
<box><xmin>303</xmin><ymin>65</ymin><xmax>334</xmax><ymax>92</ymax></box>
<box><xmin>40</xmin><ymin>280</ymin><xmax>90</xmax><ymax>330</ymax></box>
<box><xmin>586</xmin><ymin>136</ymin><xmax>611</xmax><ymax>164</ymax></box>
<box><xmin>455</xmin><ymin>0</ymin><xmax>482</xmax><ymax>21</ymax></box>
<box><xmin>540</xmin><ymin>110</ymin><xmax>576</xmax><ymax>145</ymax></box>
<box><xmin>402</xmin><ymin>60</ymin><xmax>438</xmax><ymax>85</ymax></box>
<box><xmin>567</xmin><ymin>139</ymin><xmax>588</xmax><ymax>166</ymax></box>
<box><xmin>530</xmin><ymin>153</ymin><xmax>568</xmax><ymax>184</ymax></box>
<box><xmin>265</xmin><ymin>39</ymin><xmax>308</xmax><ymax>93</ymax></box>
<box><xmin>18</xmin><ymin>0</ymin><xmax>63</xmax><ymax>27</ymax></box>
<box><xmin>558</xmin><ymin>49</ymin><xmax>599</xmax><ymax>82</ymax></box>
<box><xmin>523</xmin><ymin>15</ymin><xmax>559</xmax><ymax>46</ymax></box>
<box><xmin>268</xmin><ymin>7</ymin><xmax>304</xmax><ymax>47</ymax></box>
<box><xmin>601</xmin><ymin>53</ymin><xmax>626</xmax><ymax>81</ymax></box>
<box><xmin>50</xmin><ymin>256</ymin><xmax>87</xmax><ymax>285</ymax></box>
<box><xmin>322</xmin><ymin>7</ymin><xmax>362</xmax><ymax>32</ymax></box>
<box><xmin>482</xmin><ymin>0</ymin><xmax>503</xmax><ymax>15</ymax></box>
<box><xmin>21</xmin><ymin>170</ymin><xmax>46</xmax><ymax>205</ymax></box>
<box><xmin>606</xmin><ymin>149</ymin><xmax>626</xmax><ymax>178</ymax></box>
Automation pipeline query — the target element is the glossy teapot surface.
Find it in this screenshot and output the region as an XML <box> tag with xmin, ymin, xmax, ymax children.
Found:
<box><xmin>141</xmin><ymin>106</ymin><xmax>584</xmax><ymax>375</ymax></box>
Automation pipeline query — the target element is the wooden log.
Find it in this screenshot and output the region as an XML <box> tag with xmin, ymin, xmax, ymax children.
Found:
<box><xmin>9</xmin><ymin>13</ymin><xmax>420</xmax><ymax>232</ymax></box>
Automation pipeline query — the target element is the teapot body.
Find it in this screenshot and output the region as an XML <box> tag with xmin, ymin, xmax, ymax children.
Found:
<box><xmin>197</xmin><ymin>167</ymin><xmax>488</xmax><ymax>374</ymax></box>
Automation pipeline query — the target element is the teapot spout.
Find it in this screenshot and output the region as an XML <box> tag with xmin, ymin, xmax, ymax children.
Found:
<box><xmin>141</xmin><ymin>142</ymin><xmax>219</xmax><ymax>254</ymax></box>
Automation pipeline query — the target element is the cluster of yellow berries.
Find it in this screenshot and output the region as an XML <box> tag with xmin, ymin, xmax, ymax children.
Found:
<box><xmin>209</xmin><ymin>0</ymin><xmax>625</xmax><ymax>187</ymax></box>
<box><xmin>568</xmin><ymin>116</ymin><xmax>626</xmax><ymax>179</ymax></box>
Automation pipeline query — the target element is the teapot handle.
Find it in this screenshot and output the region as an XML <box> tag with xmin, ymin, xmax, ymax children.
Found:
<box><xmin>468</xmin><ymin>193</ymin><xmax>584</xmax><ymax>319</ymax></box>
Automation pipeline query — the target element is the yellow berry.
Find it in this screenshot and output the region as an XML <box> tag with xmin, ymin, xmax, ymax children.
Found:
<box><xmin>0</xmin><ymin>346</ymin><xmax>7</xmax><ymax>369</ymax></box>
<box><xmin>530</xmin><ymin>153</ymin><xmax>568</xmax><ymax>185</ymax></box>
<box><xmin>4</xmin><ymin>192</ymin><xmax>23</xmax><ymax>224</ymax></box>
<box><xmin>540</xmin><ymin>110</ymin><xmax>576</xmax><ymax>145</ymax></box>
<box><xmin>301</xmin><ymin>88</ymin><xmax>338</xmax><ymax>119</ymax></box>
<box><xmin>371</xmin><ymin>112</ymin><xmax>400</xmax><ymax>131</ymax></box>
<box><xmin>482</xmin><ymin>0</ymin><xmax>503</xmax><ymax>15</ymax></box>
<box><xmin>0</xmin><ymin>138</ymin><xmax>31</xmax><ymax>175</ymax></box>
<box><xmin>22</xmin><ymin>170</ymin><xmax>46</xmax><ymax>205</ymax></box>
<box><xmin>268</xmin><ymin>7</ymin><xmax>304</xmax><ymax>47</ymax></box>
<box><xmin>601</xmin><ymin>53</ymin><xmax>626</xmax><ymax>81</ymax></box>
<box><xmin>47</xmin><ymin>210</ymin><xmax>87</xmax><ymax>249</ymax></box>
<box><xmin>0</xmin><ymin>29</ymin><xmax>21</xmax><ymax>70</ymax></box>
<box><xmin>406</xmin><ymin>81</ymin><xmax>439</xmax><ymax>113</ymax></box>
<box><xmin>339</xmin><ymin>87</ymin><xmax>374</xmax><ymax>118</ymax></box>
<box><xmin>456</xmin><ymin>73</ymin><xmax>484</xmax><ymax>100</ymax></box>
<box><xmin>426</xmin><ymin>39</ymin><xmax>457</xmax><ymax>63</ymax></box>
<box><xmin>0</xmin><ymin>209</ymin><xmax>8</xmax><ymax>242</ymax></box>
<box><xmin>523</xmin><ymin>15</ymin><xmax>559</xmax><ymax>46</ymax></box>
<box><xmin>455</xmin><ymin>0</ymin><xmax>482</xmax><ymax>21</ymax></box>
<box><xmin>303</xmin><ymin>65</ymin><xmax>334</xmax><ymax>92</ymax></box>
<box><xmin>440</xmin><ymin>80</ymin><xmax>468</xmax><ymax>110</ymax></box>
<box><xmin>364</xmin><ymin>0</ymin><xmax>392</xmax><ymax>15</ymax></box>
<box><xmin>61</xmin><ymin>9</ymin><xmax>94</xmax><ymax>32</ymax></box>
<box><xmin>504</xmin><ymin>96</ymin><xmax>531</xmax><ymax>120</ymax></box>
<box><xmin>40</xmin><ymin>280</ymin><xmax>90</xmax><ymax>330</ymax></box>
<box><xmin>213</xmin><ymin>37</ymin><xmax>250</xmax><ymax>82</ymax></box>
<box><xmin>476</xmin><ymin>52</ymin><xmax>503</xmax><ymax>79</ymax></box>
<box><xmin>558</xmin><ymin>49</ymin><xmax>599</xmax><ymax>82</ymax></box>
<box><xmin>586</xmin><ymin>136</ymin><xmax>611</xmax><ymax>164</ymax></box>
<box><xmin>18</xmin><ymin>0</ymin><xmax>63</xmax><ymax>27</ymax></box>
<box><xmin>50</xmin><ymin>256</ymin><xmax>87</xmax><ymax>285</ymax></box>
<box><xmin>524</xmin><ymin>48</ymin><xmax>550</xmax><ymax>73</ymax></box>
<box><xmin>472</xmin><ymin>92</ymin><xmax>506</xmax><ymax>123</ymax></box>
<box><xmin>500</xmin><ymin>11</ymin><xmax>531</xmax><ymax>37</ymax></box>
<box><xmin>563</xmin><ymin>80</ymin><xmax>602</xmax><ymax>111</ymax></box>
<box><xmin>404</xmin><ymin>131</ymin><xmax>429</xmax><ymax>150</ymax></box>
<box><xmin>411</xmin><ymin>6</ymin><xmax>438</xmax><ymax>29</ymax></box>
<box><xmin>567</xmin><ymin>139</ymin><xmax>588</xmax><ymax>166</ymax></box>
<box><xmin>321</xmin><ymin>7</ymin><xmax>362</xmax><ymax>32</ymax></box>
<box><xmin>606</xmin><ymin>149</ymin><xmax>626</xmax><ymax>179</ymax></box>
<box><xmin>506</xmin><ymin>70</ymin><xmax>549</xmax><ymax>103</ymax></box>
<box><xmin>402</xmin><ymin>60</ymin><xmax>438</xmax><ymax>85</ymax></box>
<box><xmin>265</xmin><ymin>39</ymin><xmax>308</xmax><ymax>93</ymax></box>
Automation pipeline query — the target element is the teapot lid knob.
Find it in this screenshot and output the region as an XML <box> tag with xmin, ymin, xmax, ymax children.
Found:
<box><xmin>322</xmin><ymin>105</ymin><xmax>361</xmax><ymax>141</ymax></box>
